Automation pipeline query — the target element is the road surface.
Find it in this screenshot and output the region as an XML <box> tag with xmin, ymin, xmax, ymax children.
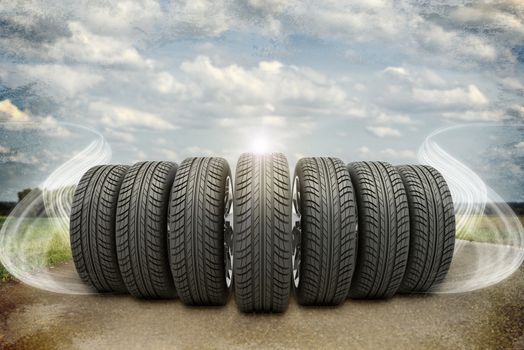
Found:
<box><xmin>1</xmin><ymin>241</ymin><xmax>523</xmax><ymax>349</ymax></box>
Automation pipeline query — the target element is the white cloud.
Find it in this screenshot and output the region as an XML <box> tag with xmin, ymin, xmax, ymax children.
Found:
<box><xmin>450</xmin><ymin>4</ymin><xmax>524</xmax><ymax>35</ymax></box>
<box><xmin>441</xmin><ymin>110</ymin><xmax>505</xmax><ymax>121</ymax></box>
<box><xmin>2</xmin><ymin>151</ymin><xmax>39</xmax><ymax>165</ymax></box>
<box><xmin>366</xmin><ymin>125</ymin><xmax>401</xmax><ymax>138</ymax></box>
<box><xmin>181</xmin><ymin>56</ymin><xmax>347</xmax><ymax>107</ymax></box>
<box><xmin>91</xmin><ymin>101</ymin><xmax>177</xmax><ymax>130</ymax></box>
<box><xmin>357</xmin><ymin>146</ymin><xmax>371</xmax><ymax>157</ymax></box>
<box><xmin>499</xmin><ymin>77</ymin><xmax>524</xmax><ymax>90</ymax></box>
<box><xmin>383</xmin><ymin>66</ymin><xmax>409</xmax><ymax>78</ymax></box>
<box><xmin>380</xmin><ymin>148</ymin><xmax>417</xmax><ymax>160</ymax></box>
<box><xmin>412</xmin><ymin>84</ymin><xmax>489</xmax><ymax>108</ymax></box>
<box><xmin>106</xmin><ymin>129</ymin><xmax>136</xmax><ymax>143</ymax></box>
<box><xmin>154</xmin><ymin>72</ymin><xmax>187</xmax><ymax>95</ymax></box>
<box><xmin>83</xmin><ymin>0</ymin><xmax>163</xmax><ymax>36</ymax></box>
<box><xmin>22</xmin><ymin>64</ymin><xmax>103</xmax><ymax>95</ymax></box>
<box><xmin>37</xmin><ymin>116</ymin><xmax>73</xmax><ymax>137</ymax></box>
<box><xmin>375</xmin><ymin>113</ymin><xmax>413</xmax><ymax>125</ymax></box>
<box><xmin>262</xmin><ymin>115</ymin><xmax>287</xmax><ymax>127</ymax></box>
<box><xmin>417</xmin><ymin>23</ymin><xmax>497</xmax><ymax>62</ymax></box>
<box><xmin>509</xmin><ymin>105</ymin><xmax>524</xmax><ymax>119</ymax></box>
<box><xmin>0</xmin><ymin>99</ymin><xmax>71</xmax><ymax>137</ymax></box>
<box><xmin>185</xmin><ymin>146</ymin><xmax>213</xmax><ymax>156</ymax></box>
<box><xmin>515</xmin><ymin>141</ymin><xmax>524</xmax><ymax>150</ymax></box>
<box><xmin>0</xmin><ymin>145</ymin><xmax>10</xmax><ymax>154</ymax></box>
<box><xmin>0</xmin><ymin>100</ymin><xmax>31</xmax><ymax>122</ymax></box>
<box><xmin>346</xmin><ymin>106</ymin><xmax>367</xmax><ymax>118</ymax></box>
<box><xmin>158</xmin><ymin>148</ymin><xmax>178</xmax><ymax>161</ymax></box>
<box><xmin>47</xmin><ymin>22</ymin><xmax>151</xmax><ymax>68</ymax></box>
<box><xmin>296</xmin><ymin>1</ymin><xmax>405</xmax><ymax>41</ymax></box>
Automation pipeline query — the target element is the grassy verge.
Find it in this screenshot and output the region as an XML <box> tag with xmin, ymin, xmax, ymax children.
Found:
<box><xmin>457</xmin><ymin>215</ymin><xmax>524</xmax><ymax>245</ymax></box>
<box><xmin>0</xmin><ymin>216</ymin><xmax>72</xmax><ymax>281</ymax></box>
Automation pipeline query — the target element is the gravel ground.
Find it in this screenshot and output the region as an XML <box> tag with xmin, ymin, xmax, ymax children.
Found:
<box><xmin>0</xmin><ymin>242</ymin><xmax>523</xmax><ymax>349</ymax></box>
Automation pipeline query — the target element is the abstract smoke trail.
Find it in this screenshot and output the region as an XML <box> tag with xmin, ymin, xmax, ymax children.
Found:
<box><xmin>0</xmin><ymin>123</ymin><xmax>111</xmax><ymax>294</ymax></box>
<box><xmin>419</xmin><ymin>124</ymin><xmax>524</xmax><ymax>293</ymax></box>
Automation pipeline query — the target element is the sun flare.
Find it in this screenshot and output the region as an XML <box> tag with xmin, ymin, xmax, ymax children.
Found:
<box><xmin>251</xmin><ymin>136</ymin><xmax>269</xmax><ymax>154</ymax></box>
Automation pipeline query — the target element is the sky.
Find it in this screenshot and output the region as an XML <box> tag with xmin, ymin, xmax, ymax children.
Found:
<box><xmin>0</xmin><ymin>0</ymin><xmax>523</xmax><ymax>201</ymax></box>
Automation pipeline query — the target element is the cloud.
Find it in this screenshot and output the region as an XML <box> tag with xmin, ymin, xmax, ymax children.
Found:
<box><xmin>158</xmin><ymin>148</ymin><xmax>178</xmax><ymax>161</ymax></box>
<box><xmin>176</xmin><ymin>55</ymin><xmax>358</xmax><ymax>129</ymax></box>
<box><xmin>416</xmin><ymin>23</ymin><xmax>497</xmax><ymax>62</ymax></box>
<box><xmin>91</xmin><ymin>101</ymin><xmax>177</xmax><ymax>131</ymax></box>
<box><xmin>105</xmin><ymin>129</ymin><xmax>136</xmax><ymax>143</ymax></box>
<box><xmin>374</xmin><ymin>112</ymin><xmax>413</xmax><ymax>125</ymax></box>
<box><xmin>82</xmin><ymin>0</ymin><xmax>163</xmax><ymax>36</ymax></box>
<box><xmin>499</xmin><ymin>77</ymin><xmax>524</xmax><ymax>91</ymax></box>
<box><xmin>0</xmin><ymin>99</ymin><xmax>31</xmax><ymax>122</ymax></box>
<box><xmin>0</xmin><ymin>145</ymin><xmax>10</xmax><ymax>154</ymax></box>
<box><xmin>357</xmin><ymin>146</ymin><xmax>371</xmax><ymax>157</ymax></box>
<box><xmin>354</xmin><ymin>145</ymin><xmax>417</xmax><ymax>162</ymax></box>
<box><xmin>0</xmin><ymin>100</ymin><xmax>71</xmax><ymax>137</ymax></box>
<box><xmin>154</xmin><ymin>72</ymin><xmax>187</xmax><ymax>94</ymax></box>
<box><xmin>0</xmin><ymin>99</ymin><xmax>71</xmax><ymax>137</ymax></box>
<box><xmin>181</xmin><ymin>56</ymin><xmax>347</xmax><ymax>107</ymax></box>
<box><xmin>412</xmin><ymin>84</ymin><xmax>489</xmax><ymax>108</ymax></box>
<box><xmin>366</xmin><ymin>125</ymin><xmax>401</xmax><ymax>138</ymax></box>
<box><xmin>380</xmin><ymin>148</ymin><xmax>417</xmax><ymax>160</ymax></box>
<box><xmin>184</xmin><ymin>146</ymin><xmax>214</xmax><ymax>156</ymax></box>
<box><xmin>3</xmin><ymin>152</ymin><xmax>40</xmax><ymax>165</ymax></box>
<box><xmin>441</xmin><ymin>110</ymin><xmax>505</xmax><ymax>121</ymax></box>
<box><xmin>47</xmin><ymin>22</ymin><xmax>152</xmax><ymax>68</ymax></box>
<box><xmin>450</xmin><ymin>3</ymin><xmax>524</xmax><ymax>35</ymax></box>
<box><xmin>262</xmin><ymin>115</ymin><xmax>287</xmax><ymax>127</ymax></box>
<box><xmin>383</xmin><ymin>66</ymin><xmax>410</xmax><ymax>78</ymax></box>
<box><xmin>21</xmin><ymin>64</ymin><xmax>103</xmax><ymax>96</ymax></box>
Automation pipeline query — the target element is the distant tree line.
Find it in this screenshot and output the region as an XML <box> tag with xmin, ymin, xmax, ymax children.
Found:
<box><xmin>484</xmin><ymin>202</ymin><xmax>524</xmax><ymax>216</ymax></box>
<box><xmin>0</xmin><ymin>187</ymin><xmax>58</xmax><ymax>217</ymax></box>
<box><xmin>0</xmin><ymin>201</ymin><xmax>16</xmax><ymax>217</ymax></box>
<box><xmin>0</xmin><ymin>188</ymin><xmax>40</xmax><ymax>216</ymax></box>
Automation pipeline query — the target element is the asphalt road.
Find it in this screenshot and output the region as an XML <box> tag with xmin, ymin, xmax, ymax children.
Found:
<box><xmin>1</xmin><ymin>242</ymin><xmax>523</xmax><ymax>349</ymax></box>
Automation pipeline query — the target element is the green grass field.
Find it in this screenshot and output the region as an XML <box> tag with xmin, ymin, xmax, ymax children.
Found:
<box><xmin>0</xmin><ymin>216</ymin><xmax>72</xmax><ymax>281</ymax></box>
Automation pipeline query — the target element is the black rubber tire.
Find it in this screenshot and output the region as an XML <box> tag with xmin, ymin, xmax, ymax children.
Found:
<box><xmin>233</xmin><ymin>153</ymin><xmax>292</xmax><ymax>313</ymax></box>
<box><xmin>116</xmin><ymin>161</ymin><xmax>178</xmax><ymax>299</ymax></box>
<box><xmin>292</xmin><ymin>157</ymin><xmax>358</xmax><ymax>306</ymax></box>
<box><xmin>347</xmin><ymin>161</ymin><xmax>410</xmax><ymax>299</ymax></box>
<box><xmin>168</xmin><ymin>157</ymin><xmax>233</xmax><ymax>306</ymax></box>
<box><xmin>70</xmin><ymin>165</ymin><xmax>128</xmax><ymax>293</ymax></box>
<box><xmin>396</xmin><ymin>165</ymin><xmax>455</xmax><ymax>293</ymax></box>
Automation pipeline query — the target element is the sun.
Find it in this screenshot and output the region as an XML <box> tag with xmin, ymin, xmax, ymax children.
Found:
<box><xmin>251</xmin><ymin>136</ymin><xmax>269</xmax><ymax>154</ymax></box>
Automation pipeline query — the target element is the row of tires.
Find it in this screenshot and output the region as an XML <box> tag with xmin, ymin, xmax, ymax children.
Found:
<box><xmin>70</xmin><ymin>153</ymin><xmax>455</xmax><ymax>313</ymax></box>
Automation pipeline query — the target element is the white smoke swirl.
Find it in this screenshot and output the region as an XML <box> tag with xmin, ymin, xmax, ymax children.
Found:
<box><xmin>0</xmin><ymin>123</ymin><xmax>111</xmax><ymax>294</ymax></box>
<box><xmin>419</xmin><ymin>124</ymin><xmax>524</xmax><ymax>293</ymax></box>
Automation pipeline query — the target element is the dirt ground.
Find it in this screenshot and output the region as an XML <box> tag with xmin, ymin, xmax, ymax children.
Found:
<box><xmin>1</xmin><ymin>242</ymin><xmax>523</xmax><ymax>350</ymax></box>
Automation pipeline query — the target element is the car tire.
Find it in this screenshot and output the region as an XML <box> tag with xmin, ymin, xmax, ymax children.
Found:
<box><xmin>70</xmin><ymin>165</ymin><xmax>128</xmax><ymax>293</ymax></box>
<box><xmin>292</xmin><ymin>157</ymin><xmax>358</xmax><ymax>305</ymax></box>
<box><xmin>347</xmin><ymin>161</ymin><xmax>410</xmax><ymax>299</ymax></box>
<box><xmin>233</xmin><ymin>153</ymin><xmax>292</xmax><ymax>313</ymax></box>
<box><xmin>116</xmin><ymin>161</ymin><xmax>178</xmax><ymax>299</ymax></box>
<box><xmin>396</xmin><ymin>165</ymin><xmax>455</xmax><ymax>293</ymax></box>
<box><xmin>168</xmin><ymin>157</ymin><xmax>233</xmax><ymax>306</ymax></box>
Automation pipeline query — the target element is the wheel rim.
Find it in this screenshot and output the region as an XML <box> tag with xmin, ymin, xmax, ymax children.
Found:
<box><xmin>224</xmin><ymin>176</ymin><xmax>234</xmax><ymax>288</ymax></box>
<box><xmin>292</xmin><ymin>176</ymin><xmax>302</xmax><ymax>289</ymax></box>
